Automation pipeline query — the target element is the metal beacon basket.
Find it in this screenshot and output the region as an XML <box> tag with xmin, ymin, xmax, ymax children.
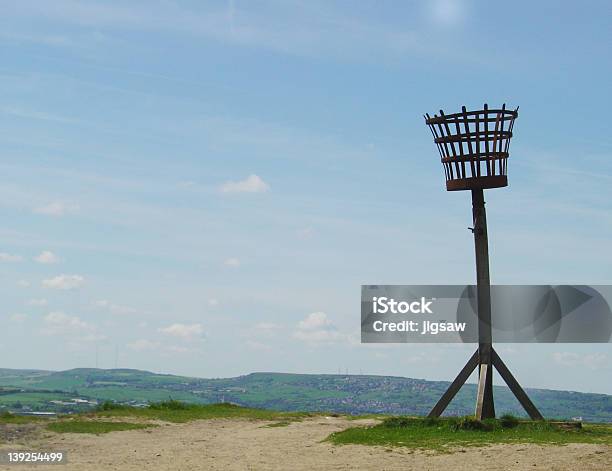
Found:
<box><xmin>424</xmin><ymin>104</ymin><xmax>518</xmax><ymax>191</ymax></box>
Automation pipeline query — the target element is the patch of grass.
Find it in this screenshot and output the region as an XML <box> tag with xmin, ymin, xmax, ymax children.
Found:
<box><xmin>0</xmin><ymin>412</ymin><xmax>47</xmax><ymax>424</ymax></box>
<box><xmin>94</xmin><ymin>401</ymin><xmax>316</xmax><ymax>423</ymax></box>
<box><xmin>47</xmin><ymin>420</ymin><xmax>153</xmax><ymax>435</ymax></box>
<box><xmin>328</xmin><ymin>416</ymin><xmax>612</xmax><ymax>451</ymax></box>
<box><xmin>148</xmin><ymin>399</ymin><xmax>192</xmax><ymax>410</ymax></box>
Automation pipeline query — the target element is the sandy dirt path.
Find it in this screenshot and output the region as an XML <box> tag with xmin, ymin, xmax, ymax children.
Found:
<box><xmin>1</xmin><ymin>417</ymin><xmax>611</xmax><ymax>470</ymax></box>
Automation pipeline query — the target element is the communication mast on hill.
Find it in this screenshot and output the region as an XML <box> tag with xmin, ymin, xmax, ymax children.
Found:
<box><xmin>424</xmin><ymin>104</ymin><xmax>543</xmax><ymax>420</ymax></box>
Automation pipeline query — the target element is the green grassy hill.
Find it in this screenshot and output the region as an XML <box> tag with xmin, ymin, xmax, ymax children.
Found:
<box><xmin>0</xmin><ymin>368</ymin><xmax>610</xmax><ymax>422</ymax></box>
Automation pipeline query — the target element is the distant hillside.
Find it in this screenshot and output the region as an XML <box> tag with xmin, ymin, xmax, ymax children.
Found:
<box><xmin>0</xmin><ymin>368</ymin><xmax>610</xmax><ymax>422</ymax></box>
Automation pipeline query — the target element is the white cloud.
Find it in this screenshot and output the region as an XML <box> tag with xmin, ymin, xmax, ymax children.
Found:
<box><xmin>224</xmin><ymin>257</ymin><xmax>240</xmax><ymax>267</ymax></box>
<box><xmin>10</xmin><ymin>313</ymin><xmax>28</xmax><ymax>323</ymax></box>
<box><xmin>208</xmin><ymin>298</ymin><xmax>219</xmax><ymax>306</ymax></box>
<box><xmin>158</xmin><ymin>323</ymin><xmax>204</xmax><ymax>340</ymax></box>
<box><xmin>94</xmin><ymin>299</ymin><xmax>137</xmax><ymax>315</ymax></box>
<box><xmin>34</xmin><ymin>250</ymin><xmax>60</xmax><ymax>264</ymax></box>
<box><xmin>298</xmin><ymin>312</ymin><xmax>333</xmax><ymax>330</ymax></box>
<box><xmin>42</xmin><ymin>274</ymin><xmax>84</xmax><ymax>290</ymax></box>
<box><xmin>42</xmin><ymin>311</ymin><xmax>95</xmax><ymax>336</ymax></box>
<box><xmin>220</xmin><ymin>174</ymin><xmax>270</xmax><ymax>194</ymax></box>
<box><xmin>552</xmin><ymin>352</ymin><xmax>608</xmax><ymax>370</ymax></box>
<box><xmin>34</xmin><ymin>201</ymin><xmax>79</xmax><ymax>216</ymax></box>
<box><xmin>0</xmin><ymin>252</ymin><xmax>23</xmax><ymax>262</ymax></box>
<box><xmin>17</xmin><ymin>280</ymin><xmax>30</xmax><ymax>288</ymax></box>
<box><xmin>27</xmin><ymin>298</ymin><xmax>48</xmax><ymax>307</ymax></box>
<box><xmin>128</xmin><ymin>339</ymin><xmax>160</xmax><ymax>351</ymax></box>
<box><xmin>294</xmin><ymin>312</ymin><xmax>345</xmax><ymax>344</ymax></box>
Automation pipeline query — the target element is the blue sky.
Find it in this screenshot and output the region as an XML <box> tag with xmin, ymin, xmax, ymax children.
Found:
<box><xmin>1</xmin><ymin>0</ymin><xmax>611</xmax><ymax>394</ymax></box>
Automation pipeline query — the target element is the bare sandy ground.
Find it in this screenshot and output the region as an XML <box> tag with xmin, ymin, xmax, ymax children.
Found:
<box><xmin>1</xmin><ymin>417</ymin><xmax>611</xmax><ymax>470</ymax></box>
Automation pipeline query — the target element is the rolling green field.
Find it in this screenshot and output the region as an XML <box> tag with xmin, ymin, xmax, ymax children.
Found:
<box><xmin>0</xmin><ymin>368</ymin><xmax>610</xmax><ymax>422</ymax></box>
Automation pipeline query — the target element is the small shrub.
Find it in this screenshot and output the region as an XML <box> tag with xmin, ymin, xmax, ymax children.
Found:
<box><xmin>382</xmin><ymin>417</ymin><xmax>427</xmax><ymax>428</ymax></box>
<box><xmin>422</xmin><ymin>417</ymin><xmax>441</xmax><ymax>427</ymax></box>
<box><xmin>451</xmin><ymin>417</ymin><xmax>492</xmax><ymax>431</ymax></box>
<box><xmin>96</xmin><ymin>401</ymin><xmax>131</xmax><ymax>411</ymax></box>
<box><xmin>148</xmin><ymin>400</ymin><xmax>191</xmax><ymax>410</ymax></box>
<box><xmin>500</xmin><ymin>414</ymin><xmax>520</xmax><ymax>429</ymax></box>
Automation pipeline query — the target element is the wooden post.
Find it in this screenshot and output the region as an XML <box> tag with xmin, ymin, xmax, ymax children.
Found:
<box><xmin>472</xmin><ymin>188</ymin><xmax>495</xmax><ymax>420</ymax></box>
<box><xmin>426</xmin><ymin>188</ymin><xmax>543</xmax><ymax>420</ymax></box>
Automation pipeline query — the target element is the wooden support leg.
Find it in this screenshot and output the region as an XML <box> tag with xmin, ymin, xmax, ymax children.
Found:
<box><xmin>475</xmin><ymin>361</ymin><xmax>495</xmax><ymax>419</ymax></box>
<box><xmin>492</xmin><ymin>348</ymin><xmax>543</xmax><ymax>420</ymax></box>
<box><xmin>428</xmin><ymin>349</ymin><xmax>479</xmax><ymax>418</ymax></box>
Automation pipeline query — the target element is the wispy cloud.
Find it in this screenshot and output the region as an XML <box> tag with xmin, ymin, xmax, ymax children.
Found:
<box><xmin>42</xmin><ymin>311</ymin><xmax>100</xmax><ymax>341</ymax></box>
<box><xmin>220</xmin><ymin>174</ymin><xmax>270</xmax><ymax>194</ymax></box>
<box><xmin>224</xmin><ymin>257</ymin><xmax>241</xmax><ymax>267</ymax></box>
<box><xmin>158</xmin><ymin>323</ymin><xmax>204</xmax><ymax>340</ymax></box>
<box><xmin>0</xmin><ymin>31</ymin><xmax>72</xmax><ymax>47</ymax></box>
<box><xmin>94</xmin><ymin>300</ymin><xmax>138</xmax><ymax>315</ymax></box>
<box><xmin>3</xmin><ymin>0</ymin><xmax>462</xmax><ymax>63</ymax></box>
<box><xmin>27</xmin><ymin>298</ymin><xmax>48</xmax><ymax>307</ymax></box>
<box><xmin>0</xmin><ymin>105</ymin><xmax>76</xmax><ymax>124</ymax></box>
<box><xmin>42</xmin><ymin>274</ymin><xmax>85</xmax><ymax>290</ymax></box>
<box><xmin>10</xmin><ymin>313</ymin><xmax>28</xmax><ymax>323</ymax></box>
<box><xmin>296</xmin><ymin>227</ymin><xmax>315</xmax><ymax>239</ymax></box>
<box><xmin>34</xmin><ymin>250</ymin><xmax>60</xmax><ymax>264</ymax></box>
<box><xmin>0</xmin><ymin>252</ymin><xmax>23</xmax><ymax>262</ymax></box>
<box><xmin>34</xmin><ymin>201</ymin><xmax>79</xmax><ymax>217</ymax></box>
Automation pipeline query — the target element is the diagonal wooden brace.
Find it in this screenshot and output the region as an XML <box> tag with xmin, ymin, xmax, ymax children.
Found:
<box><xmin>428</xmin><ymin>349</ymin><xmax>479</xmax><ymax>418</ymax></box>
<box><xmin>492</xmin><ymin>348</ymin><xmax>543</xmax><ymax>420</ymax></box>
